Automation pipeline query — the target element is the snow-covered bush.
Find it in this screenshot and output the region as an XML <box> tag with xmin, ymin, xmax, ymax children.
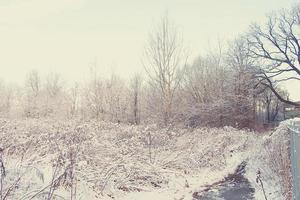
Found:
<box><xmin>0</xmin><ymin>118</ymin><xmax>293</xmax><ymax>199</ymax></box>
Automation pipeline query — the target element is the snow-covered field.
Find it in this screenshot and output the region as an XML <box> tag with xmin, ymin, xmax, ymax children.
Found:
<box><xmin>0</xmin><ymin>118</ymin><xmax>294</xmax><ymax>200</ymax></box>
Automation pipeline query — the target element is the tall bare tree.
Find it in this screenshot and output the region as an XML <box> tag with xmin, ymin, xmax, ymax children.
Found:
<box><xmin>0</xmin><ymin>81</ymin><xmax>13</xmax><ymax>117</ymax></box>
<box><xmin>260</xmin><ymin>87</ymin><xmax>287</xmax><ymax>123</ymax></box>
<box><xmin>84</xmin><ymin>66</ymin><xmax>105</xmax><ymax>119</ymax></box>
<box><xmin>143</xmin><ymin>14</ymin><xmax>188</xmax><ymax>125</ymax></box>
<box><xmin>69</xmin><ymin>82</ymin><xmax>80</xmax><ymax>118</ymax></box>
<box><xmin>184</xmin><ymin>50</ymin><xmax>224</xmax><ymax>105</ymax></box>
<box><xmin>130</xmin><ymin>73</ymin><xmax>143</xmax><ymax>124</ymax></box>
<box><xmin>248</xmin><ymin>4</ymin><xmax>300</xmax><ymax>106</ymax></box>
<box><xmin>104</xmin><ymin>74</ymin><xmax>129</xmax><ymax>123</ymax></box>
<box><xmin>226</xmin><ymin>38</ymin><xmax>258</xmax><ymax>127</ymax></box>
<box><xmin>26</xmin><ymin>70</ymin><xmax>40</xmax><ymax>97</ymax></box>
<box><xmin>45</xmin><ymin>73</ymin><xmax>63</xmax><ymax>98</ymax></box>
<box><xmin>24</xmin><ymin>70</ymin><xmax>41</xmax><ymax>117</ymax></box>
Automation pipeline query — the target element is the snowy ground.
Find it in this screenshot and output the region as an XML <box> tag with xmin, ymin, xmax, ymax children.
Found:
<box><xmin>0</xmin><ymin>118</ymin><xmax>295</xmax><ymax>200</ymax></box>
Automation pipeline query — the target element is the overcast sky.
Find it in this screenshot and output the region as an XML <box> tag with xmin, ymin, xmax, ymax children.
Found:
<box><xmin>0</xmin><ymin>0</ymin><xmax>299</xmax><ymax>100</ymax></box>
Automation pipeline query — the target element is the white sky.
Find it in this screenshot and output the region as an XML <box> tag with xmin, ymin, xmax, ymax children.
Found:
<box><xmin>0</xmin><ymin>0</ymin><xmax>299</xmax><ymax>100</ymax></box>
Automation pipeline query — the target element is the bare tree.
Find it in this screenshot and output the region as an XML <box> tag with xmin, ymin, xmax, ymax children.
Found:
<box><xmin>183</xmin><ymin>50</ymin><xmax>224</xmax><ymax>105</ymax></box>
<box><xmin>45</xmin><ymin>73</ymin><xmax>63</xmax><ymax>98</ymax></box>
<box><xmin>130</xmin><ymin>74</ymin><xmax>143</xmax><ymax>124</ymax></box>
<box><xmin>0</xmin><ymin>81</ymin><xmax>13</xmax><ymax>117</ymax></box>
<box><xmin>84</xmin><ymin>66</ymin><xmax>105</xmax><ymax>119</ymax></box>
<box><xmin>24</xmin><ymin>70</ymin><xmax>41</xmax><ymax>117</ymax></box>
<box><xmin>26</xmin><ymin>70</ymin><xmax>40</xmax><ymax>97</ymax></box>
<box><xmin>248</xmin><ymin>4</ymin><xmax>300</xmax><ymax>106</ymax></box>
<box><xmin>42</xmin><ymin>73</ymin><xmax>67</xmax><ymax>118</ymax></box>
<box><xmin>226</xmin><ymin>38</ymin><xmax>258</xmax><ymax>128</ymax></box>
<box><xmin>143</xmin><ymin>14</ymin><xmax>188</xmax><ymax>125</ymax></box>
<box><xmin>69</xmin><ymin>82</ymin><xmax>80</xmax><ymax>118</ymax></box>
<box><xmin>181</xmin><ymin>44</ymin><xmax>232</xmax><ymax>127</ymax></box>
<box><xmin>104</xmin><ymin>74</ymin><xmax>129</xmax><ymax>123</ymax></box>
<box><xmin>260</xmin><ymin>87</ymin><xmax>287</xmax><ymax>123</ymax></box>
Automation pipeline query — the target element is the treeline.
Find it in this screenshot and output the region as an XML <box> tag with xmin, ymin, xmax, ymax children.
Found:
<box><xmin>1</xmin><ymin>4</ymin><xmax>299</xmax><ymax>129</ymax></box>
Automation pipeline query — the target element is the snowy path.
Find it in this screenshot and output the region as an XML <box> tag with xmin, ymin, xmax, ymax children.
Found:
<box><xmin>192</xmin><ymin>162</ymin><xmax>255</xmax><ymax>200</ymax></box>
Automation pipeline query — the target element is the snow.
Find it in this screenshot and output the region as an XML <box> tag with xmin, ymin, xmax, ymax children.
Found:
<box><xmin>0</xmin><ymin>118</ymin><xmax>294</xmax><ymax>199</ymax></box>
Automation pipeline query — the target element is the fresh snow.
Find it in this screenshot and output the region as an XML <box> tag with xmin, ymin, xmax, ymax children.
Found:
<box><xmin>0</xmin><ymin>118</ymin><xmax>294</xmax><ymax>199</ymax></box>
